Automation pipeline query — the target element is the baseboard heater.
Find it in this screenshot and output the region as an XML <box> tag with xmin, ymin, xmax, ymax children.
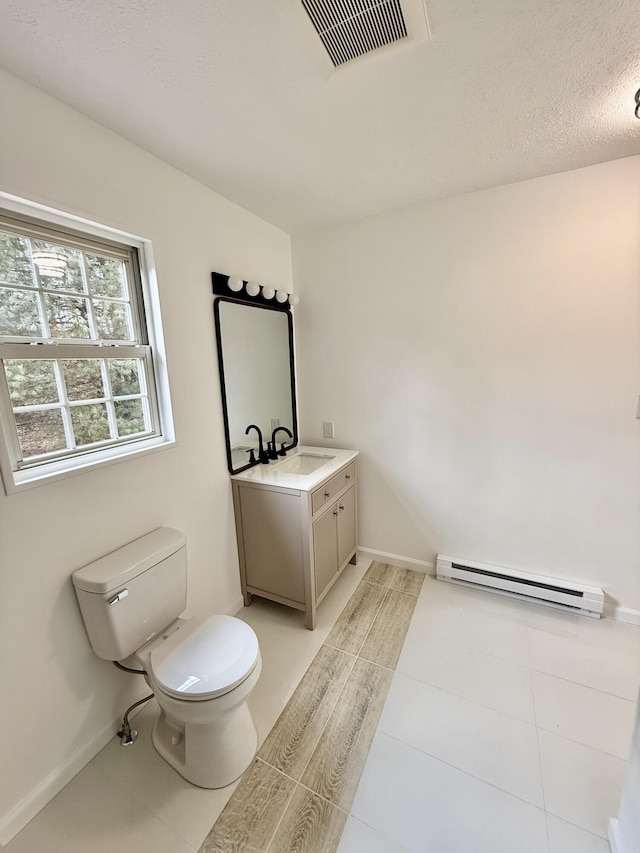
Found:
<box><xmin>436</xmin><ymin>555</ymin><xmax>604</xmax><ymax>618</ymax></box>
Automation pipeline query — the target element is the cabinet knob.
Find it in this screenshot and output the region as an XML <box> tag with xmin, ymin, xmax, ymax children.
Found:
<box><xmin>345</xmin><ymin>474</ymin><xmax>351</xmax><ymax>480</ymax></box>
<box><xmin>325</xmin><ymin>491</ymin><xmax>331</xmax><ymax>497</ymax></box>
<box><xmin>339</xmin><ymin>504</ymin><xmax>345</xmax><ymax>511</ymax></box>
<box><xmin>333</xmin><ymin>509</ymin><xmax>339</xmax><ymax>516</ymax></box>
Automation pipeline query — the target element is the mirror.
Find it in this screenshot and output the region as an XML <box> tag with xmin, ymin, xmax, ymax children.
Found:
<box><xmin>214</xmin><ymin>297</ymin><xmax>298</xmax><ymax>473</ymax></box>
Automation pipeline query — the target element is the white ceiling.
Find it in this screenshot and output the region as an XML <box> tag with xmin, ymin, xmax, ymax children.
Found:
<box><xmin>1</xmin><ymin>0</ymin><xmax>640</xmax><ymax>233</ymax></box>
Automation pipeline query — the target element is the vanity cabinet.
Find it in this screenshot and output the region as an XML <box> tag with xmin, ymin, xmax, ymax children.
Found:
<box><xmin>231</xmin><ymin>456</ymin><xmax>357</xmax><ymax>629</ymax></box>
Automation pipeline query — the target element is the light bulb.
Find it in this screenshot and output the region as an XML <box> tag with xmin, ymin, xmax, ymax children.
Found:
<box><xmin>288</xmin><ymin>293</ymin><xmax>300</xmax><ymax>306</ymax></box>
<box><xmin>227</xmin><ymin>275</ymin><xmax>243</xmax><ymax>292</ymax></box>
<box><xmin>276</xmin><ymin>289</ymin><xmax>289</xmax><ymax>303</ymax></box>
<box><xmin>246</xmin><ymin>281</ymin><xmax>261</xmax><ymax>297</ymax></box>
<box><xmin>262</xmin><ymin>286</ymin><xmax>275</xmax><ymax>300</ymax></box>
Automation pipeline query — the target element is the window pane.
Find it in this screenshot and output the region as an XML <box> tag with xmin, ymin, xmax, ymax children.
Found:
<box><xmin>31</xmin><ymin>241</ymin><xmax>84</xmax><ymax>293</ymax></box>
<box><xmin>0</xmin><ymin>231</ymin><xmax>35</xmax><ymax>288</ymax></box>
<box><xmin>86</xmin><ymin>255</ymin><xmax>126</xmax><ymax>299</ymax></box>
<box><xmin>94</xmin><ymin>300</ymin><xmax>132</xmax><ymax>340</ymax></box>
<box><xmin>115</xmin><ymin>399</ymin><xmax>146</xmax><ymax>436</ymax></box>
<box><xmin>70</xmin><ymin>403</ymin><xmax>111</xmax><ymax>446</ymax></box>
<box><xmin>15</xmin><ymin>409</ymin><xmax>67</xmax><ymax>457</ymax></box>
<box><xmin>0</xmin><ymin>288</ymin><xmax>43</xmax><ymax>336</ymax></box>
<box><xmin>109</xmin><ymin>358</ymin><xmax>141</xmax><ymax>396</ymax></box>
<box><xmin>45</xmin><ymin>293</ymin><xmax>90</xmax><ymax>338</ymax></box>
<box><xmin>62</xmin><ymin>359</ymin><xmax>105</xmax><ymax>401</ymax></box>
<box><xmin>5</xmin><ymin>359</ymin><xmax>59</xmax><ymax>407</ymax></box>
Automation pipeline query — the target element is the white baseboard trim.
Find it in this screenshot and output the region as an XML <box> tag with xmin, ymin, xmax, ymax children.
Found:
<box><xmin>603</xmin><ymin>604</ymin><xmax>640</xmax><ymax>626</ymax></box>
<box><xmin>358</xmin><ymin>547</ymin><xmax>435</xmax><ymax>575</ymax></box>
<box><xmin>608</xmin><ymin>817</ymin><xmax>622</xmax><ymax>853</ymax></box>
<box><xmin>0</xmin><ymin>685</ymin><xmax>150</xmax><ymax>847</ymax></box>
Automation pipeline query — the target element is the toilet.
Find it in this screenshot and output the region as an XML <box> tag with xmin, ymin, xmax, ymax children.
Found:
<box><xmin>72</xmin><ymin>527</ymin><xmax>261</xmax><ymax>789</ymax></box>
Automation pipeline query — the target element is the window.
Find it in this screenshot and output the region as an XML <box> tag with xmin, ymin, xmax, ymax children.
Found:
<box><xmin>0</xmin><ymin>202</ymin><xmax>174</xmax><ymax>492</ymax></box>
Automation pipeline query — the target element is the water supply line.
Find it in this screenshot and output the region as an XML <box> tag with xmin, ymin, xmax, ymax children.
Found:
<box><xmin>112</xmin><ymin>661</ymin><xmax>153</xmax><ymax>747</ymax></box>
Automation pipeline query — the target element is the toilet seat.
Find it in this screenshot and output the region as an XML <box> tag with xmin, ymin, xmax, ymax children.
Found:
<box><xmin>149</xmin><ymin>615</ymin><xmax>259</xmax><ymax>702</ymax></box>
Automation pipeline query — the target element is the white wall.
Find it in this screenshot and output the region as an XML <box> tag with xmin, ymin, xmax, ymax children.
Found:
<box><xmin>293</xmin><ymin>156</ymin><xmax>640</xmax><ymax>613</ymax></box>
<box><xmin>0</xmin><ymin>67</ymin><xmax>291</xmax><ymax>838</ymax></box>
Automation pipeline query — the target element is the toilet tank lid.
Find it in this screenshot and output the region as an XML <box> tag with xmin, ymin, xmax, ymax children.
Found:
<box><xmin>72</xmin><ymin>527</ymin><xmax>186</xmax><ymax>594</ymax></box>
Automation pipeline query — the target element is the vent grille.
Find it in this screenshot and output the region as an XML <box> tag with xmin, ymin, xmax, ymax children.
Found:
<box><xmin>301</xmin><ymin>0</ymin><xmax>408</xmax><ymax>67</ymax></box>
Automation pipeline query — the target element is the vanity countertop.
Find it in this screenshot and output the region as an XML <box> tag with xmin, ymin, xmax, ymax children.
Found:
<box><xmin>231</xmin><ymin>445</ymin><xmax>358</xmax><ymax>491</ymax></box>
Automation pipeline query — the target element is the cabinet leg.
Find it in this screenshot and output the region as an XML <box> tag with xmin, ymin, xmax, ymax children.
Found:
<box><xmin>304</xmin><ymin>605</ymin><xmax>316</xmax><ymax>631</ymax></box>
<box><xmin>243</xmin><ymin>590</ymin><xmax>253</xmax><ymax>606</ymax></box>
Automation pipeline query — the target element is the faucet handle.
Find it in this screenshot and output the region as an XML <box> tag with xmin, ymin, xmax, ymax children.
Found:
<box><xmin>278</xmin><ymin>443</ymin><xmax>288</xmax><ymax>456</ymax></box>
<box><xmin>266</xmin><ymin>440</ymin><xmax>278</xmax><ymax>460</ymax></box>
<box><xmin>245</xmin><ymin>448</ymin><xmax>256</xmax><ymax>464</ymax></box>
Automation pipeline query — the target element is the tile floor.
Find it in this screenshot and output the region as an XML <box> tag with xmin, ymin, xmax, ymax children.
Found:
<box><xmin>5</xmin><ymin>561</ymin><xmax>640</xmax><ymax>853</ymax></box>
<box><xmin>339</xmin><ymin>576</ymin><xmax>640</xmax><ymax>853</ymax></box>
<box><xmin>199</xmin><ymin>563</ymin><xmax>423</xmax><ymax>852</ymax></box>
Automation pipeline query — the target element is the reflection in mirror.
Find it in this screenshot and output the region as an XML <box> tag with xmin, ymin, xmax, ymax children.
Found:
<box><xmin>214</xmin><ymin>297</ymin><xmax>297</xmax><ymax>473</ymax></box>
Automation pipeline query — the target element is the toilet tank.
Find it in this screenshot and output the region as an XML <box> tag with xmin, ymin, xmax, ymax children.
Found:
<box><xmin>72</xmin><ymin>527</ymin><xmax>187</xmax><ymax>661</ymax></box>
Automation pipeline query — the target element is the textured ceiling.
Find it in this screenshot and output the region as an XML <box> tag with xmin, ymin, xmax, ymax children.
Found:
<box><xmin>1</xmin><ymin>0</ymin><xmax>640</xmax><ymax>233</ymax></box>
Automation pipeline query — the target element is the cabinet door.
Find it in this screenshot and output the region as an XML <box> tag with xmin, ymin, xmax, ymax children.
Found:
<box><xmin>239</xmin><ymin>486</ymin><xmax>305</xmax><ymax>603</ymax></box>
<box><xmin>313</xmin><ymin>504</ymin><xmax>338</xmax><ymax>599</ymax></box>
<box><xmin>337</xmin><ymin>484</ymin><xmax>356</xmax><ymax>568</ymax></box>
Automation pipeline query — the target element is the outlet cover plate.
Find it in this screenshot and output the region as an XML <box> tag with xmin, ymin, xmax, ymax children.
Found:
<box><xmin>323</xmin><ymin>420</ymin><xmax>335</xmax><ymax>438</ymax></box>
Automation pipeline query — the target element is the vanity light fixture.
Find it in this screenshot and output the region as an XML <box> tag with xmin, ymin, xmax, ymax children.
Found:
<box><xmin>212</xmin><ymin>272</ymin><xmax>299</xmax><ymax>309</ymax></box>
<box><xmin>635</xmin><ymin>89</ymin><xmax>640</xmax><ymax>119</ymax></box>
<box><xmin>227</xmin><ymin>275</ymin><xmax>244</xmax><ymax>292</ymax></box>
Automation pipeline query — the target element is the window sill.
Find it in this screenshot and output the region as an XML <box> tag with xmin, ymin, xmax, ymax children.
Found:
<box><xmin>1</xmin><ymin>435</ymin><xmax>177</xmax><ymax>495</ymax></box>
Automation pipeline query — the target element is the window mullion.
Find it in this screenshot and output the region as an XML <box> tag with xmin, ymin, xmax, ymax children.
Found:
<box><xmin>101</xmin><ymin>359</ymin><xmax>118</xmax><ymax>440</ymax></box>
<box><xmin>53</xmin><ymin>360</ymin><xmax>76</xmax><ymax>450</ymax></box>
<box><xmin>80</xmin><ymin>252</ymin><xmax>99</xmax><ymax>341</ymax></box>
<box><xmin>26</xmin><ymin>238</ymin><xmax>51</xmax><ymax>338</ymax></box>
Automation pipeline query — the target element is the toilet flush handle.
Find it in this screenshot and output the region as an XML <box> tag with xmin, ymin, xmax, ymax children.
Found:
<box><xmin>107</xmin><ymin>589</ymin><xmax>129</xmax><ymax>605</ymax></box>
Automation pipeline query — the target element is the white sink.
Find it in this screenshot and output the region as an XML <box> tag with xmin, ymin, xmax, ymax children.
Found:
<box><xmin>274</xmin><ymin>452</ymin><xmax>335</xmax><ymax>475</ymax></box>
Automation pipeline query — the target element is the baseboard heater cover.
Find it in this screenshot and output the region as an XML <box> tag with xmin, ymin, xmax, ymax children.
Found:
<box><xmin>436</xmin><ymin>555</ymin><xmax>604</xmax><ymax>618</ymax></box>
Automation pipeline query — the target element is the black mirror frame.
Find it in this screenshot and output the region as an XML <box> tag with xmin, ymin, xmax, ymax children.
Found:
<box><xmin>213</xmin><ymin>294</ymin><xmax>298</xmax><ymax>474</ymax></box>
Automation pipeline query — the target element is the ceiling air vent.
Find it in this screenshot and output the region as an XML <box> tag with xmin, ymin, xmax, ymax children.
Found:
<box><xmin>291</xmin><ymin>0</ymin><xmax>429</xmax><ymax>71</ymax></box>
<box><xmin>302</xmin><ymin>0</ymin><xmax>408</xmax><ymax>67</ymax></box>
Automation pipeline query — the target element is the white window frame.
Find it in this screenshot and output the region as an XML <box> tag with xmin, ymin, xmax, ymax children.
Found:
<box><xmin>0</xmin><ymin>192</ymin><xmax>175</xmax><ymax>494</ymax></box>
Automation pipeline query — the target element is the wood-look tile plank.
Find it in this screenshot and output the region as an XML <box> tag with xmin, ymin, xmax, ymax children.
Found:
<box><xmin>301</xmin><ymin>658</ymin><xmax>393</xmax><ymax>811</ymax></box>
<box><xmin>362</xmin><ymin>561</ymin><xmax>396</xmax><ymax>587</ymax></box>
<box><xmin>198</xmin><ymin>759</ymin><xmax>296</xmax><ymax>853</ymax></box>
<box><xmin>359</xmin><ymin>588</ymin><xmax>420</xmax><ymax>670</ymax></box>
<box><xmin>324</xmin><ymin>581</ymin><xmax>387</xmax><ymax>655</ymax></box>
<box><xmin>258</xmin><ymin>645</ymin><xmax>356</xmax><ymax>779</ymax></box>
<box><xmin>267</xmin><ymin>786</ymin><xmax>348</xmax><ymax>853</ymax></box>
<box><xmin>389</xmin><ymin>567</ymin><xmax>426</xmax><ymax>596</ymax></box>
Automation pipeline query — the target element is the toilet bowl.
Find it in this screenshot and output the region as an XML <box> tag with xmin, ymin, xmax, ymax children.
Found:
<box><xmin>134</xmin><ymin>614</ymin><xmax>262</xmax><ymax>788</ymax></box>
<box><xmin>72</xmin><ymin>527</ymin><xmax>262</xmax><ymax>789</ymax></box>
